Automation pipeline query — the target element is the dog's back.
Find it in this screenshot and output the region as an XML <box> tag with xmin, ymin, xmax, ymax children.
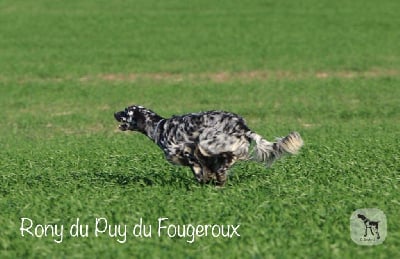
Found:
<box><xmin>161</xmin><ymin>111</ymin><xmax>249</xmax><ymax>141</ymax></box>
<box><xmin>160</xmin><ymin>111</ymin><xmax>251</xmax><ymax>158</ymax></box>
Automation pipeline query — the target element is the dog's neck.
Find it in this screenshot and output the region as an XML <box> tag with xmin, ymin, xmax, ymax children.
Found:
<box><xmin>152</xmin><ymin>119</ymin><xmax>165</xmax><ymax>143</ymax></box>
<box><xmin>141</xmin><ymin>112</ymin><xmax>164</xmax><ymax>141</ymax></box>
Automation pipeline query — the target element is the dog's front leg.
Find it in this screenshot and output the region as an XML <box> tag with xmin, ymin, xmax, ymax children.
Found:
<box><xmin>190</xmin><ymin>164</ymin><xmax>205</xmax><ymax>183</ymax></box>
<box><xmin>182</xmin><ymin>143</ymin><xmax>206</xmax><ymax>183</ymax></box>
<box><xmin>370</xmin><ymin>227</ymin><xmax>375</xmax><ymax>236</ymax></box>
<box><xmin>180</xmin><ymin>144</ymin><xmax>204</xmax><ymax>183</ymax></box>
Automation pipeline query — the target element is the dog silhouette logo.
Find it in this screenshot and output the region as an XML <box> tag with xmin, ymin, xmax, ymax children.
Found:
<box><xmin>357</xmin><ymin>214</ymin><xmax>380</xmax><ymax>239</ymax></box>
<box><xmin>350</xmin><ymin>208</ymin><xmax>386</xmax><ymax>245</ymax></box>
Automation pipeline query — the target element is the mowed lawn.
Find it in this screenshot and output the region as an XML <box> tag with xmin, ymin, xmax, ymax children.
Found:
<box><xmin>0</xmin><ymin>0</ymin><xmax>399</xmax><ymax>258</ymax></box>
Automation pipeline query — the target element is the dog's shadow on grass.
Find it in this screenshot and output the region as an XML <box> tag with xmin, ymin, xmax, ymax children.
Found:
<box><xmin>91</xmin><ymin>169</ymin><xmax>196</xmax><ymax>188</ymax></box>
<box><xmin>88</xmin><ymin>160</ymin><xmax>261</xmax><ymax>188</ymax></box>
<box><xmin>90</xmin><ymin>170</ymin><xmax>239</xmax><ymax>190</ymax></box>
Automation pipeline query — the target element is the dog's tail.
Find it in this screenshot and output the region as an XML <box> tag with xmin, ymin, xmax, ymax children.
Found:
<box><xmin>246</xmin><ymin>131</ymin><xmax>303</xmax><ymax>167</ymax></box>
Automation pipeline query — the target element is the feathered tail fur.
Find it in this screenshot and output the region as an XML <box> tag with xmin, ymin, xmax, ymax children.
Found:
<box><xmin>247</xmin><ymin>131</ymin><xmax>304</xmax><ymax>166</ymax></box>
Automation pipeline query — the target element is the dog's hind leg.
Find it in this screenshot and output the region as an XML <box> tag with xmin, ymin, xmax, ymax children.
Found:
<box><xmin>202</xmin><ymin>166</ymin><xmax>216</xmax><ymax>183</ymax></box>
<box><xmin>215</xmin><ymin>154</ymin><xmax>236</xmax><ymax>187</ymax></box>
<box><xmin>375</xmin><ymin>226</ymin><xmax>380</xmax><ymax>239</ymax></box>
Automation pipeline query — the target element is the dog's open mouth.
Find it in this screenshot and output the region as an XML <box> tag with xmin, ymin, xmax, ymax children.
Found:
<box><xmin>114</xmin><ymin>111</ymin><xmax>128</xmax><ymax>131</ymax></box>
<box><xmin>118</xmin><ymin>123</ymin><xmax>128</xmax><ymax>131</ymax></box>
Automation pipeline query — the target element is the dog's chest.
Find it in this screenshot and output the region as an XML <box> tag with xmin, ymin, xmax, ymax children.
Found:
<box><xmin>157</xmin><ymin>120</ymin><xmax>200</xmax><ymax>165</ymax></box>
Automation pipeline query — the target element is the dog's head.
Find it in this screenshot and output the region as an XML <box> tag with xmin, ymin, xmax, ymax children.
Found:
<box><xmin>114</xmin><ymin>105</ymin><xmax>153</xmax><ymax>132</ymax></box>
<box><xmin>357</xmin><ymin>214</ymin><xmax>366</xmax><ymax>220</ymax></box>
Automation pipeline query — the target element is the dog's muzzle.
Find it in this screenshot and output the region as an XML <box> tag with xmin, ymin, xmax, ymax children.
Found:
<box><xmin>114</xmin><ymin>111</ymin><xmax>128</xmax><ymax>131</ymax></box>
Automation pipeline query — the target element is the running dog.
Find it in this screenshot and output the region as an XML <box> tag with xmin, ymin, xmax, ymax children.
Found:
<box><xmin>114</xmin><ymin>105</ymin><xmax>303</xmax><ymax>186</ymax></box>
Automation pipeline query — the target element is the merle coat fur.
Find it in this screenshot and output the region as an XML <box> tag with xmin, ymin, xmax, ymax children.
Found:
<box><xmin>114</xmin><ymin>105</ymin><xmax>303</xmax><ymax>186</ymax></box>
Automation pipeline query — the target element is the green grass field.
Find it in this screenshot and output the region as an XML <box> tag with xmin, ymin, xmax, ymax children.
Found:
<box><xmin>1</xmin><ymin>0</ymin><xmax>399</xmax><ymax>258</ymax></box>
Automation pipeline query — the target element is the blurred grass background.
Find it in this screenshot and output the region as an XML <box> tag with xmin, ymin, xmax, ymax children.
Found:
<box><xmin>0</xmin><ymin>0</ymin><xmax>399</xmax><ymax>258</ymax></box>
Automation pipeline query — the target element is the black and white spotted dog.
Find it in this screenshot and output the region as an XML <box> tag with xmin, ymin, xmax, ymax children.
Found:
<box><xmin>357</xmin><ymin>214</ymin><xmax>380</xmax><ymax>239</ymax></box>
<box><xmin>114</xmin><ymin>105</ymin><xmax>303</xmax><ymax>186</ymax></box>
